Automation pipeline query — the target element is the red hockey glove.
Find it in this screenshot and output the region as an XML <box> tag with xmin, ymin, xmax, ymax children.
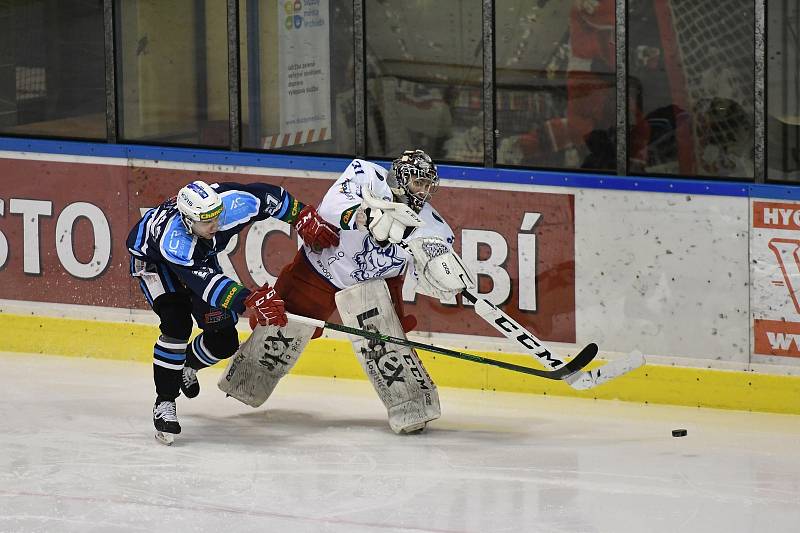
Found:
<box><xmin>295</xmin><ymin>205</ymin><xmax>340</xmax><ymax>252</ymax></box>
<box><xmin>244</xmin><ymin>284</ymin><xmax>288</xmax><ymax>327</ymax></box>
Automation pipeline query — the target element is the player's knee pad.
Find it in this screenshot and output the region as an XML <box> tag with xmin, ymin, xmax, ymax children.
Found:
<box><xmin>218</xmin><ymin>317</ymin><xmax>316</xmax><ymax>407</ymax></box>
<box><xmin>336</xmin><ymin>278</ymin><xmax>440</xmax><ymax>434</ymax></box>
<box><xmin>200</xmin><ymin>326</ymin><xmax>239</xmax><ymax>361</ymax></box>
<box><xmin>153</xmin><ymin>293</ymin><xmax>193</xmax><ymax>340</ymax></box>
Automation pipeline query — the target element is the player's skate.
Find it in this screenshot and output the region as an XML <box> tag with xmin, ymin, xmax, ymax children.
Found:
<box><xmin>180</xmin><ymin>366</ymin><xmax>200</xmax><ymax>398</ymax></box>
<box><xmin>153</xmin><ymin>398</ymin><xmax>181</xmax><ymax>445</ymax></box>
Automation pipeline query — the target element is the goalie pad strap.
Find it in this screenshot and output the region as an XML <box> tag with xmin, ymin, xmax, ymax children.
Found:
<box><xmin>335</xmin><ymin>278</ymin><xmax>440</xmax><ymax>433</ymax></box>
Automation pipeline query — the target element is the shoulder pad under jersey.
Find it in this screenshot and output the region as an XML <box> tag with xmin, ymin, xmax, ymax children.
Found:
<box><xmin>217</xmin><ymin>190</ymin><xmax>261</xmax><ymax>230</ymax></box>
<box><xmin>159</xmin><ymin>214</ymin><xmax>196</xmax><ymax>266</ymax></box>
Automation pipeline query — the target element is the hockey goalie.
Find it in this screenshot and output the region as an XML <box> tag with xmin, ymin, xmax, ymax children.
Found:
<box><xmin>219</xmin><ymin>149</ymin><xmax>475</xmax><ymax>433</ymax></box>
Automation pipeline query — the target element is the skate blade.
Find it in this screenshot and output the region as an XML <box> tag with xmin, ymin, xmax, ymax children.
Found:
<box><xmin>155</xmin><ymin>431</ymin><xmax>175</xmax><ymax>446</ymax></box>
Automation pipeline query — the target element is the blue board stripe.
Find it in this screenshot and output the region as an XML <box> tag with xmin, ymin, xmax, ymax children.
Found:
<box><xmin>0</xmin><ymin>136</ymin><xmax>796</xmax><ymax>199</ymax></box>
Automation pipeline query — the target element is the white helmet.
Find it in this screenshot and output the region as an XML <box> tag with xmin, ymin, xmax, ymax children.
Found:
<box><xmin>176</xmin><ymin>180</ymin><xmax>223</xmax><ymax>233</ymax></box>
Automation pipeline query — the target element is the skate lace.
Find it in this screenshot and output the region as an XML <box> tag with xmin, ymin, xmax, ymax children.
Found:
<box><xmin>182</xmin><ymin>367</ymin><xmax>197</xmax><ymax>387</ymax></box>
<box><xmin>155</xmin><ymin>401</ymin><xmax>178</xmax><ymax>422</ymax></box>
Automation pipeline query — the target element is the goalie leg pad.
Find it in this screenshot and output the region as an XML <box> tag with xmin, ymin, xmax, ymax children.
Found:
<box><xmin>217</xmin><ymin>317</ymin><xmax>315</xmax><ymax>407</ymax></box>
<box><xmin>335</xmin><ymin>279</ymin><xmax>441</xmax><ymax>434</ymax></box>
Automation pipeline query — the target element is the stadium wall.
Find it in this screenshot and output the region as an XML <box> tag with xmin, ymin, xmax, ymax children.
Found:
<box><xmin>1</xmin><ymin>138</ymin><xmax>799</xmax><ymax>414</ymax></box>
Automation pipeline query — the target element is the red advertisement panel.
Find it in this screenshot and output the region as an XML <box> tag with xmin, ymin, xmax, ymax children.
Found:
<box><xmin>752</xmin><ymin>200</ymin><xmax>800</xmax><ymax>358</ymax></box>
<box><xmin>0</xmin><ymin>159</ymin><xmax>575</xmax><ymax>342</ymax></box>
<box><xmin>753</xmin><ymin>201</ymin><xmax>800</xmax><ymax>230</ymax></box>
<box><xmin>0</xmin><ymin>159</ymin><xmax>132</xmax><ymax>308</ymax></box>
<box><xmin>753</xmin><ymin>319</ymin><xmax>800</xmax><ymax>358</ymax></box>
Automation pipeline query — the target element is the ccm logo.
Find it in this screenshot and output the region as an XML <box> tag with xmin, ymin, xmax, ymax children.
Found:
<box><xmin>441</xmin><ymin>261</ymin><xmax>450</xmax><ymax>275</ymax></box>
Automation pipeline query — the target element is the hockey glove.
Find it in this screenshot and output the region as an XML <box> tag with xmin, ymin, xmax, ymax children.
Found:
<box><xmin>360</xmin><ymin>186</ymin><xmax>424</xmax><ymax>244</ymax></box>
<box><xmin>296</xmin><ymin>205</ymin><xmax>340</xmax><ymax>252</ymax></box>
<box><xmin>245</xmin><ymin>284</ymin><xmax>288</xmax><ymax>327</ymax></box>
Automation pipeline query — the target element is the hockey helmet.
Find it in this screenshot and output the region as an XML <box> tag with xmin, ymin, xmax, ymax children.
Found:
<box><xmin>387</xmin><ymin>149</ymin><xmax>439</xmax><ymax>212</ymax></box>
<box><xmin>176</xmin><ymin>180</ymin><xmax>223</xmax><ymax>234</ymax></box>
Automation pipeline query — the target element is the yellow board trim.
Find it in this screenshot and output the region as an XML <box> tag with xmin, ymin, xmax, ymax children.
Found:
<box><xmin>2</xmin><ymin>313</ymin><xmax>799</xmax><ymax>415</ymax></box>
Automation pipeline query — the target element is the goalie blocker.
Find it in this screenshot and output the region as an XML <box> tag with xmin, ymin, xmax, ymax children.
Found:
<box><xmin>336</xmin><ymin>279</ymin><xmax>441</xmax><ymax>434</ymax></box>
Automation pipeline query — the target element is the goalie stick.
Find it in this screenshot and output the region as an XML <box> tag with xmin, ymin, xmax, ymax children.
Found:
<box><xmin>287</xmin><ymin>313</ymin><xmax>596</xmax><ymax>381</ymax></box>
<box><xmin>395</xmin><ymin>238</ymin><xmax>644</xmax><ymax>389</ymax></box>
<box><xmin>458</xmin><ymin>289</ymin><xmax>645</xmax><ymax>391</ymax></box>
<box><xmin>460</xmin><ymin>290</ymin><xmax>587</xmax><ymax>371</ymax></box>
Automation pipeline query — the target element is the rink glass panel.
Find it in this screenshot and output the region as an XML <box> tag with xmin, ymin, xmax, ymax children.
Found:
<box><xmin>0</xmin><ymin>0</ymin><xmax>105</xmax><ymax>139</ymax></box>
<box><xmin>364</xmin><ymin>0</ymin><xmax>483</xmax><ymax>163</ymax></box>
<box><xmin>766</xmin><ymin>0</ymin><xmax>800</xmax><ymax>183</ymax></box>
<box><xmin>238</xmin><ymin>0</ymin><xmax>355</xmax><ymax>155</ymax></box>
<box><xmin>114</xmin><ymin>0</ymin><xmax>230</xmax><ymax>147</ymax></box>
<box><xmin>494</xmin><ymin>1</ymin><xmax>616</xmax><ymax>173</ymax></box>
<box><xmin>627</xmin><ymin>0</ymin><xmax>755</xmax><ymax>179</ymax></box>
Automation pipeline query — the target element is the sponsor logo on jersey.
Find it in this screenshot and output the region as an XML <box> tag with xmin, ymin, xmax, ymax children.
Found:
<box><xmin>339</xmin><ymin>180</ymin><xmax>356</xmax><ymax>201</ymax></box>
<box><xmin>220</xmin><ymin>284</ymin><xmax>243</xmax><ymax>309</ymax></box>
<box><xmin>195</xmin><ymin>266</ymin><xmax>214</xmax><ymax>279</ymax></box>
<box><xmin>203</xmin><ymin>309</ymin><xmax>227</xmax><ymax>324</ymax></box>
<box><xmin>340</xmin><ymin>204</ymin><xmax>359</xmax><ymax>229</ymax></box>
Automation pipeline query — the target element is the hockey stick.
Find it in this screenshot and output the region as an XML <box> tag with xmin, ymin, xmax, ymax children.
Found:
<box><xmin>458</xmin><ymin>290</ymin><xmax>645</xmax><ymax>390</ymax></box>
<box><xmin>287</xmin><ymin>313</ymin><xmax>595</xmax><ymax>381</ymax></box>
<box><xmin>459</xmin><ymin>290</ymin><xmax>591</xmax><ymax>371</ymax></box>
<box><xmin>394</xmin><ymin>238</ymin><xmax>644</xmax><ymax>389</ymax></box>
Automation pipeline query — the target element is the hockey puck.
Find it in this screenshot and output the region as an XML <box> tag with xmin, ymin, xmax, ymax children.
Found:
<box><xmin>672</xmin><ymin>429</ymin><xmax>687</xmax><ymax>437</ymax></box>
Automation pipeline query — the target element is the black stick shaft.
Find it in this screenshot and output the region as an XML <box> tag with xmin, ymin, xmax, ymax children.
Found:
<box><xmin>318</xmin><ymin>319</ymin><xmax>573</xmax><ymax>380</ymax></box>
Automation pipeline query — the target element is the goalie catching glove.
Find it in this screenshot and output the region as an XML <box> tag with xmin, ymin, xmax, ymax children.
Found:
<box><xmin>406</xmin><ymin>237</ymin><xmax>476</xmax><ymax>299</ymax></box>
<box><xmin>360</xmin><ymin>186</ymin><xmax>424</xmax><ymax>244</ymax></box>
<box><xmin>245</xmin><ymin>284</ymin><xmax>288</xmax><ymax>327</ymax></box>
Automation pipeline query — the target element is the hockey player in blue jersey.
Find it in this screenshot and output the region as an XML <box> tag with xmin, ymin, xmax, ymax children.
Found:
<box><xmin>127</xmin><ymin>179</ymin><xmax>339</xmax><ymax>444</ymax></box>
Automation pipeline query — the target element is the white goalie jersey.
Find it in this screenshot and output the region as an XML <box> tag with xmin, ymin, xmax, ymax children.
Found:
<box><xmin>305</xmin><ymin>159</ymin><xmax>457</xmax><ymax>292</ymax></box>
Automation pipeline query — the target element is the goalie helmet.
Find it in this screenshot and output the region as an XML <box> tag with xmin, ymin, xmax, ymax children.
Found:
<box><xmin>176</xmin><ymin>180</ymin><xmax>223</xmax><ymax>234</ymax></box>
<box><xmin>387</xmin><ymin>149</ymin><xmax>439</xmax><ymax>213</ymax></box>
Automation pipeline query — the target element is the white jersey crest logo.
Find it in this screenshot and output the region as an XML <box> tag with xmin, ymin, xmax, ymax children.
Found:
<box><xmin>350</xmin><ymin>236</ymin><xmax>404</xmax><ymax>282</ymax></box>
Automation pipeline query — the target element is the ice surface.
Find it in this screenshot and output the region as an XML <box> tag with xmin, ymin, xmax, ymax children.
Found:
<box><xmin>1</xmin><ymin>352</ymin><xmax>799</xmax><ymax>533</ymax></box>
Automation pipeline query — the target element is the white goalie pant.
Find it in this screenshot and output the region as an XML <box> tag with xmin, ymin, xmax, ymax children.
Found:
<box><xmin>336</xmin><ymin>278</ymin><xmax>441</xmax><ymax>434</ymax></box>
<box><xmin>217</xmin><ymin>317</ymin><xmax>315</xmax><ymax>407</ymax></box>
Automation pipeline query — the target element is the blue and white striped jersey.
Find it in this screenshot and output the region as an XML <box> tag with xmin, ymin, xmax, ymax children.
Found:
<box><xmin>127</xmin><ymin>181</ymin><xmax>302</xmax><ymax>313</ymax></box>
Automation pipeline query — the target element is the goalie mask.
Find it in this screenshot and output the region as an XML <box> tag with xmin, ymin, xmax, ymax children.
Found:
<box><xmin>387</xmin><ymin>149</ymin><xmax>439</xmax><ymax>213</ymax></box>
<box><xmin>177</xmin><ymin>180</ymin><xmax>223</xmax><ymax>235</ymax></box>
